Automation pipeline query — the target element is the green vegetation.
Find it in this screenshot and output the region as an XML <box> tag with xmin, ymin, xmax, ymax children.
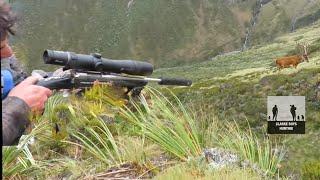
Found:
<box><xmin>251</xmin><ymin>0</ymin><xmax>320</xmax><ymax>45</ymax></box>
<box><xmin>216</xmin><ymin>121</ymin><xmax>284</xmax><ymax>176</ymax></box>
<box><xmin>2</xmin><ymin>85</ymin><xmax>284</xmax><ymax>179</ymax></box>
<box><xmin>2</xmin><ymin>120</ymin><xmax>49</xmax><ymax>178</ymax></box>
<box><xmin>70</xmin><ymin>117</ymin><xmax>123</xmax><ymax>166</ymax></box>
<box><xmin>11</xmin><ymin>0</ymin><xmax>318</xmax><ymax>71</ymax></box>
<box><xmin>2</xmin><ymin>146</ymin><xmax>34</xmax><ymax>178</ymax></box>
<box><xmin>154</xmin><ymin>164</ymin><xmax>261</xmax><ymax>180</ymax></box>
<box><xmin>121</xmin><ymin>88</ymin><xmax>202</xmax><ymax>161</ymax></box>
<box><xmin>301</xmin><ymin>161</ymin><xmax>320</xmax><ymax>180</ymax></box>
<box><xmin>154</xmin><ymin>21</ymin><xmax>320</xmax><ymax>177</ymax></box>
<box><xmin>3</xmin><ymin>2</ymin><xmax>320</xmax><ymax>179</ymax></box>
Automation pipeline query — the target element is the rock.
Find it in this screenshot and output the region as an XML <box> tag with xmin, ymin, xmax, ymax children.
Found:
<box><xmin>253</xmin><ymin>84</ymin><xmax>260</xmax><ymax>94</ymax></box>
<box><xmin>299</xmin><ymin>82</ymin><xmax>309</xmax><ymax>89</ymax></box>
<box><xmin>100</xmin><ymin>115</ymin><xmax>115</xmax><ymax>124</ymax></box>
<box><xmin>259</xmin><ymin>113</ymin><xmax>267</xmax><ymax>119</ymax></box>
<box><xmin>202</xmin><ymin>148</ymin><xmax>239</xmax><ymax>170</ymax></box>
<box><xmin>31</xmin><ymin>69</ymin><xmax>49</xmax><ymax>78</ymax></box>
<box><xmin>317</xmin><ymin>82</ymin><xmax>320</xmax><ymax>90</ymax></box>
<box><xmin>259</xmin><ymin>76</ymin><xmax>271</xmax><ymax>86</ymax></box>
<box><xmin>220</xmin><ymin>83</ymin><xmax>232</xmax><ymax>90</ymax></box>
<box><xmin>200</xmin><ymin>148</ymin><xmax>274</xmax><ymax>178</ymax></box>
<box><xmin>276</xmin><ymin>85</ymin><xmax>285</xmax><ymax>92</ymax></box>
<box><xmin>293</xmin><ymin>83</ymin><xmax>300</xmax><ymax>88</ymax></box>
<box><xmin>241</xmin><ymin>159</ymin><xmax>251</xmax><ymax>168</ymax></box>
<box><xmin>240</xmin><ymin>159</ymin><xmax>269</xmax><ymax>178</ymax></box>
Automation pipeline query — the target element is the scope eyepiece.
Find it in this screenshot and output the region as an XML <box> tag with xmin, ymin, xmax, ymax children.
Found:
<box><xmin>43</xmin><ymin>50</ymin><xmax>154</xmax><ymax>76</ymax></box>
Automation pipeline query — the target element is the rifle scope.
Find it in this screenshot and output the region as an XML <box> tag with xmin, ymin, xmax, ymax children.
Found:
<box><xmin>43</xmin><ymin>50</ymin><xmax>153</xmax><ymax>76</ymax></box>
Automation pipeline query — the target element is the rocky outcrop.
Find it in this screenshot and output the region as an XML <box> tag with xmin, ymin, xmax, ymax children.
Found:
<box><xmin>203</xmin><ymin>148</ymin><xmax>239</xmax><ymax>169</ymax></box>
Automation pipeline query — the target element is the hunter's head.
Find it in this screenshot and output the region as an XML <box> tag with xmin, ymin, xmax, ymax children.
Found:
<box><xmin>0</xmin><ymin>0</ymin><xmax>17</xmax><ymax>57</ymax></box>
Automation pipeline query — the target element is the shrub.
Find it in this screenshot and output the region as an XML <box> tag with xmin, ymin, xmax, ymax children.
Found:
<box><xmin>301</xmin><ymin>161</ymin><xmax>320</xmax><ymax>180</ymax></box>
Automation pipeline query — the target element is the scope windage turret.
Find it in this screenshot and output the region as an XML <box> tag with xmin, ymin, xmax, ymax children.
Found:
<box><xmin>43</xmin><ymin>50</ymin><xmax>154</xmax><ymax>76</ymax></box>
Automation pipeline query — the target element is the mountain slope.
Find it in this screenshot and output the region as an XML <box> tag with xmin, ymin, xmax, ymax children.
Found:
<box><xmin>250</xmin><ymin>0</ymin><xmax>320</xmax><ymax>45</ymax></box>
<box><xmin>11</xmin><ymin>0</ymin><xmax>319</xmax><ymax>71</ymax></box>
<box><xmin>154</xmin><ymin>20</ymin><xmax>320</xmax><ymax>176</ymax></box>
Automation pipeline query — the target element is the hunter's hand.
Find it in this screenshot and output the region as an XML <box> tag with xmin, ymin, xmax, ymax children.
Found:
<box><xmin>8</xmin><ymin>76</ymin><xmax>52</xmax><ymax>112</ymax></box>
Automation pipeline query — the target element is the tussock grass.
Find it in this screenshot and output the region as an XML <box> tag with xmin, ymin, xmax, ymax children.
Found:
<box><xmin>42</xmin><ymin>93</ymin><xmax>66</xmax><ymax>122</ymax></box>
<box><xmin>67</xmin><ymin>116</ymin><xmax>123</xmax><ymax>166</ymax></box>
<box><xmin>2</xmin><ymin>146</ymin><xmax>33</xmax><ymax>178</ymax></box>
<box><xmin>120</xmin><ymin>88</ymin><xmax>202</xmax><ymax>161</ymax></box>
<box><xmin>2</xmin><ymin>85</ymin><xmax>285</xmax><ymax>179</ymax></box>
<box><xmin>121</xmin><ymin>87</ymin><xmax>284</xmax><ymax>177</ymax></box>
<box><xmin>154</xmin><ymin>163</ymin><xmax>261</xmax><ymax>180</ymax></box>
<box><xmin>118</xmin><ymin>136</ymin><xmax>162</xmax><ymax>165</ymax></box>
<box><xmin>215</xmin><ymin>120</ymin><xmax>285</xmax><ymax>176</ymax></box>
<box><xmin>301</xmin><ymin>161</ymin><xmax>320</xmax><ymax>180</ymax></box>
<box><xmin>2</xmin><ymin>120</ymin><xmax>49</xmax><ymax>179</ymax></box>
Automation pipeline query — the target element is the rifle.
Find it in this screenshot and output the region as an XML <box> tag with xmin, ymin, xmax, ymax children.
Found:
<box><xmin>36</xmin><ymin>50</ymin><xmax>192</xmax><ymax>95</ymax></box>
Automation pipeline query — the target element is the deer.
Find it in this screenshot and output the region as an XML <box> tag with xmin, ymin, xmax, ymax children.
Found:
<box><xmin>275</xmin><ymin>42</ymin><xmax>310</xmax><ymax>70</ymax></box>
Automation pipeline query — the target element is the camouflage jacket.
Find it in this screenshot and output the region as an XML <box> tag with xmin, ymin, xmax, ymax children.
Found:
<box><xmin>1</xmin><ymin>56</ymin><xmax>29</xmax><ymax>146</ymax></box>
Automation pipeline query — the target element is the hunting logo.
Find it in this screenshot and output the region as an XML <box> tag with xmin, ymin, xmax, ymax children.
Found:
<box><xmin>267</xmin><ymin>96</ymin><xmax>305</xmax><ymax>134</ymax></box>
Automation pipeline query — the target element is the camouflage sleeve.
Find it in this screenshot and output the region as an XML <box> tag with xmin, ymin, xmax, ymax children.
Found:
<box><xmin>8</xmin><ymin>56</ymin><xmax>28</xmax><ymax>84</ymax></box>
<box><xmin>9</xmin><ymin>55</ymin><xmax>26</xmax><ymax>72</ymax></box>
<box><xmin>2</xmin><ymin>96</ymin><xmax>30</xmax><ymax>146</ymax></box>
<box><xmin>1</xmin><ymin>55</ymin><xmax>28</xmax><ymax>85</ymax></box>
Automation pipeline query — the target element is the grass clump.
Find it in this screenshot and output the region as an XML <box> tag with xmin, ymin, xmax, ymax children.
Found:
<box><xmin>121</xmin><ymin>88</ymin><xmax>202</xmax><ymax>161</ymax></box>
<box><xmin>2</xmin><ymin>146</ymin><xmax>34</xmax><ymax>179</ymax></box>
<box><xmin>154</xmin><ymin>163</ymin><xmax>261</xmax><ymax>180</ymax></box>
<box><xmin>215</xmin><ymin>121</ymin><xmax>285</xmax><ymax>177</ymax></box>
<box><xmin>118</xmin><ymin>136</ymin><xmax>162</xmax><ymax>165</ymax></box>
<box><xmin>301</xmin><ymin>161</ymin><xmax>320</xmax><ymax>180</ymax></box>
<box><xmin>2</xmin><ymin>85</ymin><xmax>286</xmax><ymax>179</ymax></box>
<box><xmin>68</xmin><ymin>116</ymin><xmax>123</xmax><ymax>166</ymax></box>
<box><xmin>2</xmin><ymin>119</ymin><xmax>49</xmax><ymax>179</ymax></box>
<box><xmin>121</xmin><ymin>87</ymin><xmax>284</xmax><ymax>178</ymax></box>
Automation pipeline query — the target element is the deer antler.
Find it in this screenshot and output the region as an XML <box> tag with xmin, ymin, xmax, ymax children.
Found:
<box><xmin>296</xmin><ymin>41</ymin><xmax>310</xmax><ymax>54</ymax></box>
<box><xmin>303</xmin><ymin>41</ymin><xmax>310</xmax><ymax>54</ymax></box>
<box><xmin>296</xmin><ymin>41</ymin><xmax>303</xmax><ymax>54</ymax></box>
<box><xmin>301</xmin><ymin>41</ymin><xmax>310</xmax><ymax>47</ymax></box>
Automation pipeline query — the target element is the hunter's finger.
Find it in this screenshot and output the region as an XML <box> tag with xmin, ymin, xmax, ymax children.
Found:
<box><xmin>19</xmin><ymin>76</ymin><xmax>39</xmax><ymax>86</ymax></box>
<box><xmin>37</xmin><ymin>86</ymin><xmax>52</xmax><ymax>97</ymax></box>
<box><xmin>93</xmin><ymin>80</ymin><xmax>100</xmax><ymax>86</ymax></box>
<box><xmin>45</xmin><ymin>88</ymin><xmax>53</xmax><ymax>97</ymax></box>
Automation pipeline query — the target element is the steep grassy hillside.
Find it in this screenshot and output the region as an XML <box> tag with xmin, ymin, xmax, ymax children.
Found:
<box><xmin>3</xmin><ymin>22</ymin><xmax>318</xmax><ymax>179</ymax></box>
<box><xmin>11</xmin><ymin>0</ymin><xmax>319</xmax><ymax>71</ymax></box>
<box><xmin>3</xmin><ymin>11</ymin><xmax>320</xmax><ymax>180</ymax></box>
<box><xmin>154</xmin><ymin>20</ymin><xmax>320</xmax><ymax>177</ymax></box>
<box><xmin>11</xmin><ymin>0</ymin><xmax>255</xmax><ymax>71</ymax></box>
<box><xmin>155</xmin><ymin>20</ymin><xmax>320</xmax><ymax>80</ymax></box>
<box><xmin>251</xmin><ymin>0</ymin><xmax>320</xmax><ymax>45</ymax></box>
